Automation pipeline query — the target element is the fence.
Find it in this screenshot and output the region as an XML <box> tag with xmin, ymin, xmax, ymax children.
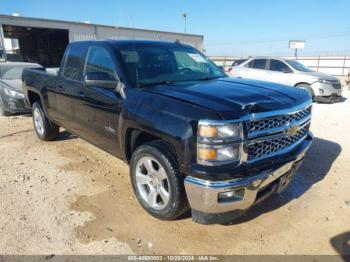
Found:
<box><xmin>209</xmin><ymin>56</ymin><xmax>350</xmax><ymax>77</ymax></box>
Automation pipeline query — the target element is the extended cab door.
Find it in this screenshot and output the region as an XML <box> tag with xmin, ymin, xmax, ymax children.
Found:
<box><xmin>238</xmin><ymin>59</ymin><xmax>269</xmax><ymax>81</ymax></box>
<box><xmin>74</xmin><ymin>45</ymin><xmax>123</xmax><ymax>156</ymax></box>
<box><xmin>55</xmin><ymin>44</ymin><xmax>88</xmax><ymax>130</ymax></box>
<box><xmin>265</xmin><ymin>59</ymin><xmax>295</xmax><ymax>86</ymax></box>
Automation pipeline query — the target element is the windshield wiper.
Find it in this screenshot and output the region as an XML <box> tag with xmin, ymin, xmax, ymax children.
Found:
<box><xmin>139</xmin><ymin>80</ymin><xmax>174</xmax><ymax>88</ymax></box>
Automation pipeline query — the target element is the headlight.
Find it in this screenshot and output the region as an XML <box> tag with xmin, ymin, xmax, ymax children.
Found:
<box><xmin>4</xmin><ymin>88</ymin><xmax>24</xmax><ymax>98</ymax></box>
<box><xmin>198</xmin><ymin>121</ymin><xmax>242</xmax><ymax>141</ymax></box>
<box><xmin>197</xmin><ymin>120</ymin><xmax>243</xmax><ymax>165</ymax></box>
<box><xmin>318</xmin><ymin>79</ymin><xmax>334</xmax><ymax>85</ymax></box>
<box><xmin>198</xmin><ymin>144</ymin><xmax>240</xmax><ymax>164</ymax></box>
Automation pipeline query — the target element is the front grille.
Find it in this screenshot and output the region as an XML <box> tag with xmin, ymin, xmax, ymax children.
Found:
<box><xmin>247</xmin><ymin>124</ymin><xmax>309</xmax><ymax>160</ymax></box>
<box><xmin>332</xmin><ymin>83</ymin><xmax>341</xmax><ymax>89</ymax></box>
<box><xmin>247</xmin><ymin>106</ymin><xmax>311</xmax><ymax>135</ymax></box>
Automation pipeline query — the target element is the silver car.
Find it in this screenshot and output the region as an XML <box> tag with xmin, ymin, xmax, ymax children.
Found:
<box><xmin>228</xmin><ymin>57</ymin><xmax>342</xmax><ymax>102</ymax></box>
<box><xmin>0</xmin><ymin>62</ymin><xmax>42</xmax><ymax>116</ymax></box>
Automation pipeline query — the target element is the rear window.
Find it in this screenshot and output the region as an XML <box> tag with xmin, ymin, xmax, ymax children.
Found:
<box><xmin>62</xmin><ymin>44</ymin><xmax>87</xmax><ymax>81</ymax></box>
<box><xmin>246</xmin><ymin>59</ymin><xmax>267</xmax><ymax>70</ymax></box>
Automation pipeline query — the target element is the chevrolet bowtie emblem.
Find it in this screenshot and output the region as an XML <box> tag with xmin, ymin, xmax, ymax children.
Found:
<box><xmin>285</xmin><ymin>125</ymin><xmax>300</xmax><ymax>136</ymax></box>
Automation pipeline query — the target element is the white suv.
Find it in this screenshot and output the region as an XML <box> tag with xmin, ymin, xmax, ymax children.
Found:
<box><xmin>228</xmin><ymin>57</ymin><xmax>342</xmax><ymax>102</ymax></box>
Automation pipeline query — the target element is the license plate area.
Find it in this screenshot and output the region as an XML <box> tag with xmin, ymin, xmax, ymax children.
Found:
<box><xmin>277</xmin><ymin>169</ymin><xmax>294</xmax><ymax>193</ymax></box>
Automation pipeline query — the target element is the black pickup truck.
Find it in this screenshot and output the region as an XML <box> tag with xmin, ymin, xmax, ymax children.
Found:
<box><xmin>23</xmin><ymin>40</ymin><xmax>313</xmax><ymax>224</ymax></box>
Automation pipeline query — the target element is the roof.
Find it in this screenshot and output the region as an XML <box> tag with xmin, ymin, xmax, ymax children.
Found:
<box><xmin>244</xmin><ymin>56</ymin><xmax>294</xmax><ymax>61</ymax></box>
<box><xmin>0</xmin><ymin>14</ymin><xmax>204</xmax><ymax>39</ymax></box>
<box><xmin>69</xmin><ymin>39</ymin><xmax>194</xmax><ymax>48</ymax></box>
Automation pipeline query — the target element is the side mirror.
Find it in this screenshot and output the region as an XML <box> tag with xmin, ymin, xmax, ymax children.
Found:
<box><xmin>217</xmin><ymin>66</ymin><xmax>225</xmax><ymax>73</ymax></box>
<box><xmin>84</xmin><ymin>72</ymin><xmax>118</xmax><ymax>89</ymax></box>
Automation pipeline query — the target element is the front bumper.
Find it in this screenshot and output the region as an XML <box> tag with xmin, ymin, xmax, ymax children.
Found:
<box><xmin>311</xmin><ymin>81</ymin><xmax>342</xmax><ymax>98</ymax></box>
<box><xmin>184</xmin><ymin>133</ymin><xmax>313</xmax><ymax>224</ymax></box>
<box><xmin>1</xmin><ymin>94</ymin><xmax>31</xmax><ymax>114</ymax></box>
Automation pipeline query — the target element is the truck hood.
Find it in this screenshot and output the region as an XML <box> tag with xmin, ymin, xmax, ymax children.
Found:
<box><xmin>296</xmin><ymin>71</ymin><xmax>339</xmax><ymax>81</ymax></box>
<box><xmin>0</xmin><ymin>79</ymin><xmax>23</xmax><ymax>93</ymax></box>
<box><xmin>145</xmin><ymin>78</ymin><xmax>311</xmax><ymax>119</ymax></box>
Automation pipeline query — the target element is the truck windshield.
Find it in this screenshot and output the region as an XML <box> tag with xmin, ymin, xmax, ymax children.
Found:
<box><xmin>285</xmin><ymin>60</ymin><xmax>313</xmax><ymax>72</ymax></box>
<box><xmin>118</xmin><ymin>45</ymin><xmax>226</xmax><ymax>87</ymax></box>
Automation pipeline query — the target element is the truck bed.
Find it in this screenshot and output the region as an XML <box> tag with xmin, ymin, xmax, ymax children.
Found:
<box><xmin>23</xmin><ymin>67</ymin><xmax>57</xmax><ymax>94</ymax></box>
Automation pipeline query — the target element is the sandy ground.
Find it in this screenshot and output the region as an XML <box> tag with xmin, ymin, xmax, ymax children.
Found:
<box><xmin>0</xmin><ymin>91</ymin><xmax>349</xmax><ymax>256</ymax></box>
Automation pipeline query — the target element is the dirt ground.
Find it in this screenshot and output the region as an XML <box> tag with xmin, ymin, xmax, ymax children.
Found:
<box><xmin>0</xmin><ymin>91</ymin><xmax>349</xmax><ymax>256</ymax></box>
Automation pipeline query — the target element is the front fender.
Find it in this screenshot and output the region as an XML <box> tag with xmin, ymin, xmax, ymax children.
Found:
<box><xmin>119</xmin><ymin>88</ymin><xmax>221</xmax><ymax>170</ymax></box>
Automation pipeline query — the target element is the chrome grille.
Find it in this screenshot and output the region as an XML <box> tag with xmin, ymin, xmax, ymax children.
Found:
<box><xmin>248</xmin><ymin>124</ymin><xmax>309</xmax><ymax>160</ymax></box>
<box><xmin>247</xmin><ymin>106</ymin><xmax>311</xmax><ymax>136</ymax></box>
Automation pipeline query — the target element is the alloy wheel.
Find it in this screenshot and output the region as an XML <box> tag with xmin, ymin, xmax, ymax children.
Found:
<box><xmin>135</xmin><ymin>156</ymin><xmax>171</xmax><ymax>210</ymax></box>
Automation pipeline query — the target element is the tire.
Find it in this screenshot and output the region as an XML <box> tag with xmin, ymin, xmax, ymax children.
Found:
<box><xmin>32</xmin><ymin>101</ymin><xmax>59</xmax><ymax>141</ymax></box>
<box><xmin>296</xmin><ymin>83</ymin><xmax>314</xmax><ymax>100</ymax></box>
<box><xmin>130</xmin><ymin>140</ymin><xmax>189</xmax><ymax>220</ymax></box>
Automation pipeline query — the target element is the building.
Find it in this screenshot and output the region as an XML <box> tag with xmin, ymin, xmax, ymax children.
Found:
<box><xmin>0</xmin><ymin>14</ymin><xmax>204</xmax><ymax>67</ymax></box>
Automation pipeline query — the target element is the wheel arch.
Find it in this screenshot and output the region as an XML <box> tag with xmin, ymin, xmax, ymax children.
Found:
<box><xmin>294</xmin><ymin>82</ymin><xmax>311</xmax><ymax>87</ymax></box>
<box><xmin>27</xmin><ymin>90</ymin><xmax>41</xmax><ymax>106</ymax></box>
<box><xmin>124</xmin><ymin>128</ymin><xmax>177</xmax><ymax>164</ymax></box>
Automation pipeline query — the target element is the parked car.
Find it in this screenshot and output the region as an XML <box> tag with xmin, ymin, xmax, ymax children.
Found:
<box><xmin>23</xmin><ymin>40</ymin><xmax>313</xmax><ymax>224</ymax></box>
<box><xmin>228</xmin><ymin>57</ymin><xmax>342</xmax><ymax>102</ymax></box>
<box><xmin>0</xmin><ymin>62</ymin><xmax>43</xmax><ymax>116</ymax></box>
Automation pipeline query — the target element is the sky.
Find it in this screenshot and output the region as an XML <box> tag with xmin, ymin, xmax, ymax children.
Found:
<box><xmin>1</xmin><ymin>0</ymin><xmax>349</xmax><ymax>56</ymax></box>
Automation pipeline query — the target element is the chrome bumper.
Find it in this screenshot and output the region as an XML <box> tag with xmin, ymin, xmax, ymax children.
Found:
<box><xmin>184</xmin><ymin>134</ymin><xmax>312</xmax><ymax>215</ymax></box>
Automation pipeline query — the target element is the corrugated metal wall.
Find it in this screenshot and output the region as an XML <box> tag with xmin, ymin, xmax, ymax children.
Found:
<box><xmin>0</xmin><ymin>15</ymin><xmax>204</xmax><ymax>51</ymax></box>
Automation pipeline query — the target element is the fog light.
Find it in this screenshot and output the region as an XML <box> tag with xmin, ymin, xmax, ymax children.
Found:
<box><xmin>218</xmin><ymin>188</ymin><xmax>245</xmax><ymax>203</ymax></box>
<box><xmin>252</xmin><ymin>179</ymin><xmax>262</xmax><ymax>187</ymax></box>
<box><xmin>319</xmin><ymin>88</ymin><xmax>324</xmax><ymax>95</ymax></box>
<box><xmin>8</xmin><ymin>101</ymin><xmax>17</xmax><ymax>110</ymax></box>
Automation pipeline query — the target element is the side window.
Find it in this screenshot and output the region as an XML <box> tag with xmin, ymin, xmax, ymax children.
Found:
<box><xmin>269</xmin><ymin>60</ymin><xmax>291</xmax><ymax>72</ymax></box>
<box><xmin>62</xmin><ymin>45</ymin><xmax>86</xmax><ymax>81</ymax></box>
<box><xmin>246</xmin><ymin>59</ymin><xmax>267</xmax><ymax>70</ymax></box>
<box><xmin>85</xmin><ymin>46</ymin><xmax>117</xmax><ymax>81</ymax></box>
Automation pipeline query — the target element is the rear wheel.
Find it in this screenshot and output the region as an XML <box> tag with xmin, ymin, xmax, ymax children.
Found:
<box><xmin>130</xmin><ymin>140</ymin><xmax>189</xmax><ymax>220</ymax></box>
<box><xmin>32</xmin><ymin>101</ymin><xmax>59</xmax><ymax>141</ymax></box>
<box><xmin>296</xmin><ymin>83</ymin><xmax>314</xmax><ymax>100</ymax></box>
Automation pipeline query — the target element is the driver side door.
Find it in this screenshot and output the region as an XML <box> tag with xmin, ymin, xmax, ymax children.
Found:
<box><xmin>75</xmin><ymin>45</ymin><xmax>123</xmax><ymax>157</ymax></box>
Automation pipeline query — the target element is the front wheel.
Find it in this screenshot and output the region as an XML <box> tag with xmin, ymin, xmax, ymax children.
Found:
<box><xmin>130</xmin><ymin>141</ymin><xmax>189</xmax><ymax>220</ymax></box>
<box><xmin>32</xmin><ymin>101</ymin><xmax>59</xmax><ymax>141</ymax></box>
<box><xmin>296</xmin><ymin>83</ymin><xmax>314</xmax><ymax>100</ymax></box>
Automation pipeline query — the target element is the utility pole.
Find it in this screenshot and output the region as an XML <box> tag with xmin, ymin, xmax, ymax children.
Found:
<box><xmin>182</xmin><ymin>13</ymin><xmax>187</xmax><ymax>34</ymax></box>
